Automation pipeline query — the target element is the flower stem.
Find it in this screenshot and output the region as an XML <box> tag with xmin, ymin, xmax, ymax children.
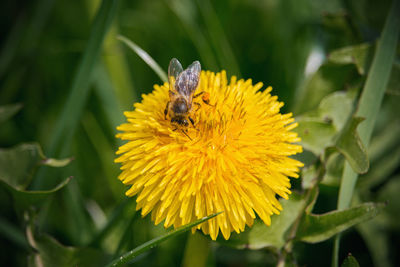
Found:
<box><xmin>182</xmin><ymin>232</ymin><xmax>210</xmax><ymax>267</ymax></box>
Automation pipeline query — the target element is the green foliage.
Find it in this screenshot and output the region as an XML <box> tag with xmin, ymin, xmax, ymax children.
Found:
<box><xmin>27</xmin><ymin>230</ymin><xmax>108</xmax><ymax>267</ymax></box>
<box><xmin>341</xmin><ymin>254</ymin><xmax>360</xmax><ymax>267</ymax></box>
<box><xmin>219</xmin><ymin>193</ymin><xmax>306</xmax><ymax>250</ymax></box>
<box><xmin>296</xmin><ymin>202</ymin><xmax>385</xmax><ymax>243</ymax></box>
<box><xmin>1</xmin><ymin>0</ymin><xmax>399</xmax><ymax>266</ymax></box>
<box><xmin>0</xmin><ymin>143</ymin><xmax>72</xmax><ymax>210</ymax></box>
<box><xmin>335</xmin><ymin>117</ymin><xmax>369</xmax><ymax>174</ymax></box>
<box><xmin>106</xmin><ymin>213</ymin><xmax>222</xmax><ymax>267</ymax></box>
<box><xmin>0</xmin><ymin>103</ymin><xmax>22</xmax><ymax>124</ymax></box>
<box><xmin>117</xmin><ymin>35</ymin><xmax>168</xmax><ymax>82</ymax></box>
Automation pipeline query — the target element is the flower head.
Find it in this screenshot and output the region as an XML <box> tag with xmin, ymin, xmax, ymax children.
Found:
<box><xmin>115</xmin><ymin>68</ymin><xmax>303</xmax><ymax>240</ymax></box>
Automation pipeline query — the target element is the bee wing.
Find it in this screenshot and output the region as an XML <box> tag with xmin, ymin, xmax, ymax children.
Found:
<box><xmin>175</xmin><ymin>60</ymin><xmax>201</xmax><ymax>98</ymax></box>
<box><xmin>168</xmin><ymin>58</ymin><xmax>183</xmax><ymax>92</ymax></box>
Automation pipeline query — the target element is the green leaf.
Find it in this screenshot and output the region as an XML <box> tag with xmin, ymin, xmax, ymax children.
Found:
<box><xmin>117</xmin><ymin>35</ymin><xmax>168</xmax><ymax>82</ymax></box>
<box><xmin>0</xmin><ymin>103</ymin><xmax>22</xmax><ymax>124</ymax></box>
<box><xmin>0</xmin><ymin>217</ymin><xmax>29</xmax><ymax>249</ymax></box>
<box><xmin>294</xmin><ymin>118</ymin><xmax>336</xmax><ymax>155</ymax></box>
<box><xmin>0</xmin><ymin>143</ymin><xmax>43</xmax><ymax>189</ymax></box>
<box><xmin>321</xmin><ymin>152</ymin><xmax>344</xmax><ymax>186</ymax></box>
<box><xmin>0</xmin><ymin>177</ymin><xmax>71</xmax><ymax>210</ymax></box>
<box><xmin>386</xmin><ymin>62</ymin><xmax>400</xmax><ymax>96</ymax></box>
<box><xmin>0</xmin><ymin>143</ymin><xmax>72</xmax><ymax>210</ymax></box>
<box><xmin>219</xmin><ymin>193</ymin><xmax>306</xmax><ymax>250</ymax></box>
<box><xmin>27</xmin><ymin>231</ymin><xmax>107</xmax><ymax>267</ymax></box>
<box><xmin>105</xmin><ymin>212</ymin><xmax>222</xmax><ymax>267</ymax></box>
<box><xmin>318</xmin><ymin>91</ymin><xmax>355</xmax><ymax>131</ymax></box>
<box><xmin>296</xmin><ymin>202</ymin><xmax>385</xmax><ymax>243</ymax></box>
<box><xmin>335</xmin><ymin>117</ymin><xmax>369</xmax><ymax>174</ymax></box>
<box><xmin>0</xmin><ymin>143</ymin><xmax>71</xmax><ymax>190</ymax></box>
<box><xmin>295</xmin><ymin>90</ymin><xmax>356</xmax><ymax>156</ymax></box>
<box><xmin>340</xmin><ymin>254</ymin><xmax>360</xmax><ymax>267</ymax></box>
<box><xmin>328</xmin><ymin>43</ymin><xmax>373</xmax><ymax>75</ymax></box>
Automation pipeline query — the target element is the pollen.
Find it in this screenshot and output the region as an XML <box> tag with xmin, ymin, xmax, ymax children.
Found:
<box><xmin>115</xmin><ymin>70</ymin><xmax>303</xmax><ymax>240</ymax></box>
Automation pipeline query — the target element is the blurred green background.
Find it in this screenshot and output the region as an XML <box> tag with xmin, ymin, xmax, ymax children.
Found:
<box><xmin>1</xmin><ymin>0</ymin><xmax>399</xmax><ymax>266</ymax></box>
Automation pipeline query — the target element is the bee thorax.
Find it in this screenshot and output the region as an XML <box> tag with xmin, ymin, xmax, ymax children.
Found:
<box><xmin>171</xmin><ymin>98</ymin><xmax>188</xmax><ymax>114</ymax></box>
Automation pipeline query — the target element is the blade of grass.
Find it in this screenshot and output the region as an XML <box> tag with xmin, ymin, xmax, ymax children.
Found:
<box><xmin>0</xmin><ymin>217</ymin><xmax>29</xmax><ymax>250</ymax></box>
<box><xmin>87</xmin><ymin>198</ymin><xmax>133</xmax><ymax>247</ymax></box>
<box><xmin>117</xmin><ymin>35</ymin><xmax>168</xmax><ymax>82</ymax></box>
<box><xmin>114</xmin><ymin>211</ymin><xmax>139</xmax><ymax>256</ymax></box>
<box><xmin>195</xmin><ymin>0</ymin><xmax>241</xmax><ymax>76</ymax></box>
<box><xmin>92</xmin><ymin>63</ymin><xmax>125</xmax><ymax>131</ymax></box>
<box><xmin>182</xmin><ymin>232</ymin><xmax>210</xmax><ymax>267</ymax></box>
<box><xmin>332</xmin><ymin>0</ymin><xmax>400</xmax><ymax>266</ymax></box>
<box><xmin>105</xmin><ymin>212</ymin><xmax>222</xmax><ymax>267</ymax></box>
<box><xmin>81</xmin><ymin>111</ymin><xmax>123</xmax><ymax>199</ymax></box>
<box><xmin>166</xmin><ymin>0</ymin><xmax>219</xmax><ymax>70</ymax></box>
<box><xmin>86</xmin><ymin>0</ymin><xmax>138</xmax><ymax>108</ymax></box>
<box><xmin>34</xmin><ymin>0</ymin><xmax>120</xmax><ymax>189</ymax></box>
<box><xmin>0</xmin><ymin>0</ymin><xmax>56</xmax><ymax>79</ymax></box>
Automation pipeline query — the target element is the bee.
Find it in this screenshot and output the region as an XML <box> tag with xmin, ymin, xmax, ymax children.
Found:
<box><xmin>164</xmin><ymin>58</ymin><xmax>210</xmax><ymax>138</ymax></box>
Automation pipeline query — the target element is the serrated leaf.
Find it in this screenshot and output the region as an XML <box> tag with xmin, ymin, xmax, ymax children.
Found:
<box><xmin>0</xmin><ymin>177</ymin><xmax>71</xmax><ymax>210</ymax></box>
<box><xmin>296</xmin><ymin>202</ymin><xmax>385</xmax><ymax>243</ymax></box>
<box><xmin>318</xmin><ymin>91</ymin><xmax>355</xmax><ymax>131</ymax></box>
<box><xmin>0</xmin><ymin>143</ymin><xmax>72</xmax><ymax>190</ymax></box>
<box><xmin>106</xmin><ymin>212</ymin><xmax>222</xmax><ymax>267</ymax></box>
<box><xmin>335</xmin><ymin>117</ymin><xmax>369</xmax><ymax>174</ymax></box>
<box><xmin>328</xmin><ymin>43</ymin><xmax>373</xmax><ymax>75</ymax></box>
<box><xmin>0</xmin><ymin>143</ymin><xmax>42</xmax><ymax>189</ymax></box>
<box><xmin>294</xmin><ymin>118</ymin><xmax>336</xmax><ymax>155</ymax></box>
<box><xmin>341</xmin><ymin>254</ymin><xmax>360</xmax><ymax>267</ymax></box>
<box><xmin>218</xmin><ymin>193</ymin><xmax>306</xmax><ymax>250</ymax></box>
<box><xmin>0</xmin><ymin>103</ymin><xmax>22</xmax><ymax>124</ymax></box>
<box><xmin>295</xmin><ymin>90</ymin><xmax>356</xmax><ymax>157</ymax></box>
<box><xmin>27</xmin><ymin>231</ymin><xmax>107</xmax><ymax>267</ymax></box>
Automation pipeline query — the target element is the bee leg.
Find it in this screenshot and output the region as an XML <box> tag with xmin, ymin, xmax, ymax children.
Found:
<box><xmin>194</xmin><ymin>91</ymin><xmax>213</xmax><ymax>106</ymax></box>
<box><xmin>164</xmin><ymin>101</ymin><xmax>170</xmax><ymax>120</ymax></box>
<box><xmin>189</xmin><ymin>116</ymin><xmax>195</xmax><ymax>126</ymax></box>
<box><xmin>193</xmin><ymin>91</ymin><xmax>205</xmax><ymax>98</ymax></box>
<box><xmin>189</xmin><ymin>116</ymin><xmax>200</xmax><ymax>132</ymax></box>
<box><xmin>181</xmin><ymin>129</ymin><xmax>192</xmax><ymax>140</ymax></box>
<box><xmin>172</xmin><ymin>127</ymin><xmax>178</xmax><ymax>131</ymax></box>
<box><xmin>194</xmin><ymin>102</ymin><xmax>201</xmax><ymax>112</ymax></box>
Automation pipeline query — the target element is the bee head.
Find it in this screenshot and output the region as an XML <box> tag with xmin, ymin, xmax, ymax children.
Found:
<box><xmin>172</xmin><ymin>98</ymin><xmax>188</xmax><ymax>115</ymax></box>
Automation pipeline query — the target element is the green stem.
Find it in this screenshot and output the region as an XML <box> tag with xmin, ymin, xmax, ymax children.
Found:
<box><xmin>333</xmin><ymin>0</ymin><xmax>400</xmax><ymax>266</ymax></box>
<box><xmin>182</xmin><ymin>232</ymin><xmax>210</xmax><ymax>267</ymax></box>
<box><xmin>278</xmin><ymin>161</ymin><xmax>325</xmax><ymax>266</ymax></box>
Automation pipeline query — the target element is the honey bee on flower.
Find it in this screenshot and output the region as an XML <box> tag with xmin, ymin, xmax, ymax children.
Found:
<box><xmin>164</xmin><ymin>58</ymin><xmax>211</xmax><ymax>139</ymax></box>
<box><xmin>115</xmin><ymin>58</ymin><xmax>303</xmax><ymax>240</ymax></box>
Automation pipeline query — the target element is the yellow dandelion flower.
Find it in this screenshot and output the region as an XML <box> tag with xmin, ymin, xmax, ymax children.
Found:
<box><xmin>115</xmin><ymin>60</ymin><xmax>303</xmax><ymax>240</ymax></box>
